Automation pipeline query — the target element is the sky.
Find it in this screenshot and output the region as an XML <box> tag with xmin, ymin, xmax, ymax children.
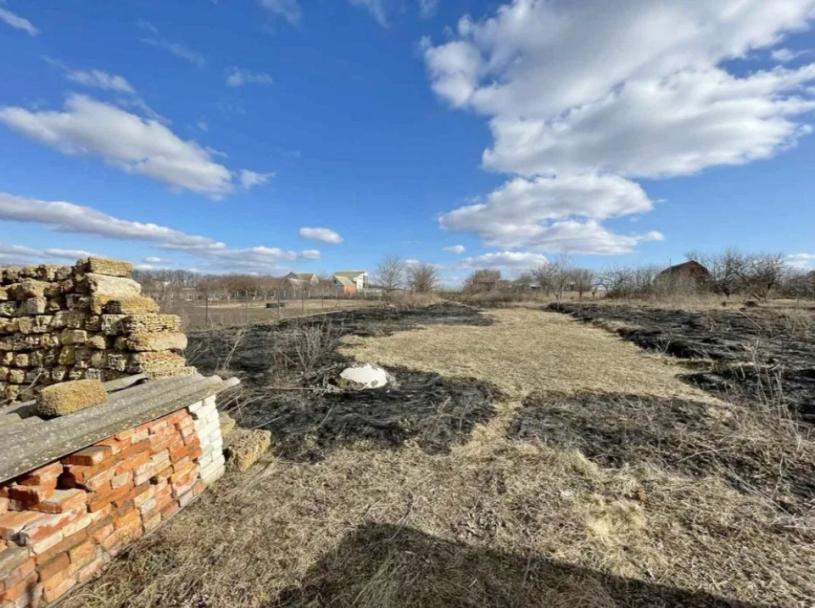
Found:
<box><xmin>0</xmin><ymin>0</ymin><xmax>814</xmax><ymax>285</ymax></box>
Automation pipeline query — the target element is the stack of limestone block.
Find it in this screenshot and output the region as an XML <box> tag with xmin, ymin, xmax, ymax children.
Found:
<box><xmin>0</xmin><ymin>257</ymin><xmax>193</xmax><ymax>403</ymax></box>
<box><xmin>0</xmin><ymin>409</ymin><xmax>207</xmax><ymax>606</ymax></box>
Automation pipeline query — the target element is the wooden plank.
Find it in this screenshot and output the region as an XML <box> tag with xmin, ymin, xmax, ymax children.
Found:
<box><xmin>0</xmin><ymin>374</ymin><xmax>239</xmax><ymax>484</ymax></box>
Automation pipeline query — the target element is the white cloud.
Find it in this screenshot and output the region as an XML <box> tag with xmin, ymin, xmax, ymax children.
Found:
<box><xmin>0</xmin><ymin>3</ymin><xmax>38</xmax><ymax>35</ymax></box>
<box><xmin>239</xmin><ymin>170</ymin><xmax>273</xmax><ymax>189</ymax></box>
<box><xmin>349</xmin><ymin>0</ymin><xmax>389</xmax><ymax>27</ymax></box>
<box><xmin>424</xmin><ymin>0</ymin><xmax>815</xmax><ymax>253</ymax></box>
<box><xmin>772</xmin><ymin>48</ymin><xmax>809</xmax><ymax>63</ymax></box>
<box><xmin>143</xmin><ymin>256</ymin><xmax>165</xmax><ymax>264</ymax></box>
<box><xmin>300</xmin><ymin>249</ymin><xmax>321</xmax><ymax>260</ymax></box>
<box><xmin>259</xmin><ymin>0</ymin><xmax>302</xmax><ymax>24</ymax></box>
<box><xmin>418</xmin><ymin>0</ymin><xmax>438</xmax><ymax>19</ymax></box>
<box><xmin>0</xmin><ymin>243</ymin><xmax>97</xmax><ymax>265</ymax></box>
<box><xmin>444</xmin><ymin>244</ymin><xmax>466</xmax><ymax>254</ymax></box>
<box><xmin>440</xmin><ymin>173</ymin><xmax>657</xmax><ymax>253</ymax></box>
<box><xmin>225</xmin><ymin>68</ymin><xmax>274</xmax><ymax>87</ymax></box>
<box><xmin>138</xmin><ymin>22</ymin><xmax>204</xmax><ymax>67</ymax></box>
<box><xmin>787</xmin><ymin>252</ymin><xmax>815</xmax><ymax>269</ymax></box>
<box><xmin>66</xmin><ymin>69</ymin><xmax>135</xmax><ymax>94</ymax></box>
<box><xmin>0</xmin><ymin>192</ymin><xmax>307</xmax><ymax>272</ymax></box>
<box><xmin>0</xmin><ymin>95</ymin><xmax>266</xmax><ymax>197</ymax></box>
<box><xmin>460</xmin><ymin>251</ymin><xmax>549</xmax><ymax>270</ymax></box>
<box><xmin>298</xmin><ymin>226</ymin><xmax>344</xmax><ymax>244</ymax></box>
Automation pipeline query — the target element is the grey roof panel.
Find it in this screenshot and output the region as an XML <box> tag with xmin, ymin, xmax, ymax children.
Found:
<box><xmin>0</xmin><ymin>374</ymin><xmax>238</xmax><ymax>484</ymax></box>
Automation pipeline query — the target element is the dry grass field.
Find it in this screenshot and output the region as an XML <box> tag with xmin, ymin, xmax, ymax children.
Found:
<box><xmin>62</xmin><ymin>306</ymin><xmax>814</xmax><ymax>608</ymax></box>
<box><xmin>156</xmin><ymin>297</ymin><xmax>384</xmax><ymax>330</ymax></box>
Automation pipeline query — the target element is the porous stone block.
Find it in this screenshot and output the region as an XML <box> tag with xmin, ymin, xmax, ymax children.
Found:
<box><xmin>79</xmin><ymin>257</ymin><xmax>134</xmax><ymax>278</ymax></box>
<box><xmin>35</xmin><ymin>379</ymin><xmax>108</xmax><ymax>417</ymax></box>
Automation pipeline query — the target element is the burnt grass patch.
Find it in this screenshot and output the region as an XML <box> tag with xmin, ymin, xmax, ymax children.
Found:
<box><xmin>548</xmin><ymin>303</ymin><xmax>815</xmax><ymax>423</ymax></box>
<box><xmin>187</xmin><ymin>303</ymin><xmax>500</xmax><ymax>459</ymax></box>
<box><xmin>508</xmin><ymin>391</ymin><xmax>815</xmax><ymax>507</ymax></box>
<box><xmin>257</xmin><ymin>367</ymin><xmax>499</xmax><ymax>460</ymax></box>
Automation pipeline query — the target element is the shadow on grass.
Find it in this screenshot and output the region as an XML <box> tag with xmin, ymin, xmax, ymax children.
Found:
<box><xmin>507</xmin><ymin>392</ymin><xmax>815</xmax><ymax>506</ymax></box>
<box><xmin>269</xmin><ymin>522</ymin><xmax>762</xmax><ymax>608</ymax></box>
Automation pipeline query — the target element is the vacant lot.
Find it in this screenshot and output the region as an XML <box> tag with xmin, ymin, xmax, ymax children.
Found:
<box><xmin>63</xmin><ymin>305</ymin><xmax>814</xmax><ymax>608</ymax></box>
<box><xmin>155</xmin><ymin>297</ymin><xmax>383</xmax><ymax>330</ymax></box>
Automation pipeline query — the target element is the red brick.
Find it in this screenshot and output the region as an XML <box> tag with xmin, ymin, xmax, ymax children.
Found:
<box><xmin>132</xmin><ymin>484</ymin><xmax>154</xmax><ymax>508</ymax></box>
<box><xmin>142</xmin><ymin>511</ymin><xmax>161</xmax><ymax>532</ymax></box>
<box><xmin>95</xmin><ymin>437</ymin><xmax>126</xmax><ymax>455</ymax></box>
<box><xmin>113</xmin><ymin>509</ymin><xmax>140</xmax><ymax>531</ymax></box>
<box><xmin>111</xmin><ymin>472</ymin><xmax>133</xmax><ymax>490</ymax></box>
<box><xmin>7</xmin><ymin>484</ymin><xmax>55</xmax><ymax>505</ymax></box>
<box><xmin>87</xmin><ymin>483</ymin><xmax>132</xmax><ymax>513</ymax></box>
<box><xmin>76</xmin><ymin>555</ymin><xmax>105</xmax><ymax>584</ymax></box>
<box><xmin>159</xmin><ymin>501</ymin><xmax>180</xmax><ymax>520</ymax></box>
<box><xmin>0</xmin><ymin>511</ymin><xmax>44</xmax><ymax>541</ymax></box>
<box><xmin>29</xmin><ymin>489</ymin><xmax>87</xmax><ymax>514</ymax></box>
<box><xmin>121</xmin><ymin>439</ymin><xmax>150</xmax><ymax>458</ymax></box>
<box><xmin>113</xmin><ymin>428</ymin><xmax>134</xmax><ymax>441</ymax></box>
<box><xmin>89</xmin><ymin>520</ymin><xmax>114</xmax><ymax>545</ymax></box>
<box><xmin>62</xmin><ymin>446</ymin><xmax>113</xmax><ymax>467</ymax></box>
<box><xmin>0</xmin><ymin>570</ymin><xmax>37</xmax><ymax>603</ymax></box>
<box><xmin>34</xmin><ymin>528</ymin><xmax>88</xmax><ymax>565</ymax></box>
<box><xmin>0</xmin><ymin>557</ymin><xmax>35</xmax><ymax>593</ymax></box>
<box><xmin>115</xmin><ymin>450</ymin><xmax>150</xmax><ymax>474</ymax></box>
<box><xmin>17</xmin><ymin>510</ymin><xmax>79</xmax><ymax>549</ymax></box>
<box><xmin>68</xmin><ymin>540</ymin><xmax>95</xmax><ymax>568</ymax></box>
<box><xmin>16</xmin><ymin>462</ymin><xmax>63</xmax><ymax>486</ymax></box>
<box><xmin>38</xmin><ymin>551</ymin><xmax>69</xmax><ymax>582</ymax></box>
<box><xmin>42</xmin><ymin>570</ymin><xmax>75</xmax><ymax>603</ymax></box>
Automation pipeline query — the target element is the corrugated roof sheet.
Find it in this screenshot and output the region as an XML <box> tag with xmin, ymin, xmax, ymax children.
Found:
<box><xmin>0</xmin><ymin>374</ymin><xmax>238</xmax><ymax>484</ymax></box>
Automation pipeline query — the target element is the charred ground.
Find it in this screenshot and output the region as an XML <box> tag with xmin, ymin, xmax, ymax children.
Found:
<box><xmin>187</xmin><ymin>303</ymin><xmax>500</xmax><ymax>459</ymax></box>
<box><xmin>548</xmin><ymin>302</ymin><xmax>815</xmax><ymax>423</ymax></box>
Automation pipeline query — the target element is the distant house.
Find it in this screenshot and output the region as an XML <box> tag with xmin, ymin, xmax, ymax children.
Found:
<box><xmin>334</xmin><ymin>274</ymin><xmax>357</xmax><ymax>295</ymax></box>
<box><xmin>334</xmin><ymin>270</ymin><xmax>368</xmax><ymax>291</ymax></box>
<box><xmin>657</xmin><ymin>260</ymin><xmax>712</xmax><ymax>285</ymax></box>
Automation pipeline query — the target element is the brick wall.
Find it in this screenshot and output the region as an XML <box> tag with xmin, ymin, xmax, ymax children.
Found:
<box><xmin>0</xmin><ymin>397</ymin><xmax>225</xmax><ymax>607</ymax></box>
<box><xmin>0</xmin><ymin>257</ymin><xmax>193</xmax><ymax>403</ymax></box>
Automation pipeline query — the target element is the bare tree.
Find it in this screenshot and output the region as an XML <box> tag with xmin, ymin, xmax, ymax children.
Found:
<box><xmin>570</xmin><ymin>268</ymin><xmax>594</xmax><ymax>300</ymax></box>
<box><xmin>407</xmin><ymin>264</ymin><xmax>439</xmax><ymax>293</ymax></box>
<box><xmin>376</xmin><ymin>255</ymin><xmax>406</xmax><ymax>291</ymax></box>
<box><xmin>533</xmin><ymin>254</ymin><xmax>574</xmax><ymax>299</ymax></box>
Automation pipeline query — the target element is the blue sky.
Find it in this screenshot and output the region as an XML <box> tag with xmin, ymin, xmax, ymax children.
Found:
<box><xmin>0</xmin><ymin>0</ymin><xmax>814</xmax><ymax>285</ymax></box>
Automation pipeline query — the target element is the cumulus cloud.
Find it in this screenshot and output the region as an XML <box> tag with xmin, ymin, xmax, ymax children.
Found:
<box><xmin>300</xmin><ymin>249</ymin><xmax>321</xmax><ymax>260</ymax></box>
<box><xmin>460</xmin><ymin>251</ymin><xmax>549</xmax><ymax>270</ymax></box>
<box><xmin>0</xmin><ymin>192</ymin><xmax>308</xmax><ymax>272</ymax></box>
<box><xmin>298</xmin><ymin>227</ymin><xmax>344</xmax><ymax>244</ymax></box>
<box><xmin>349</xmin><ymin>0</ymin><xmax>389</xmax><ymax>27</ymax></box>
<box><xmin>259</xmin><ymin>0</ymin><xmax>302</xmax><ymax>24</ymax></box>
<box><xmin>225</xmin><ymin>68</ymin><xmax>274</xmax><ymax>87</ymax></box>
<box><xmin>0</xmin><ymin>3</ymin><xmax>38</xmax><ymax>35</ymax></box>
<box><xmin>0</xmin><ymin>95</ymin><xmax>266</xmax><ymax>197</ymax></box>
<box><xmin>440</xmin><ymin>174</ymin><xmax>657</xmax><ymax>253</ymax></box>
<box><xmin>424</xmin><ymin>0</ymin><xmax>815</xmax><ymax>254</ymax></box>
<box><xmin>444</xmin><ymin>244</ymin><xmax>466</xmax><ymax>254</ymax></box>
